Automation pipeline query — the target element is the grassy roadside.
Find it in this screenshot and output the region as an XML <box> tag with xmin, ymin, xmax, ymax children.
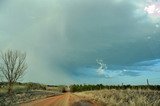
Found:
<box><xmin>0</xmin><ymin>83</ymin><xmax>64</xmax><ymax>106</ymax></box>
<box><xmin>75</xmin><ymin>89</ymin><xmax>160</xmax><ymax>106</ymax></box>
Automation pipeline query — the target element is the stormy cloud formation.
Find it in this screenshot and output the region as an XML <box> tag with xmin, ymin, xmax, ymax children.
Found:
<box><xmin>0</xmin><ymin>0</ymin><xmax>160</xmax><ymax>84</ymax></box>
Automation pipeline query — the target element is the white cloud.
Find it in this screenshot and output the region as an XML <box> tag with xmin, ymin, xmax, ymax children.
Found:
<box><xmin>96</xmin><ymin>59</ymin><xmax>107</xmax><ymax>76</ymax></box>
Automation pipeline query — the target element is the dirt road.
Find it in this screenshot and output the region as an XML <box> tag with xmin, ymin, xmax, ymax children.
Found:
<box><xmin>21</xmin><ymin>93</ymin><xmax>98</xmax><ymax>106</ymax></box>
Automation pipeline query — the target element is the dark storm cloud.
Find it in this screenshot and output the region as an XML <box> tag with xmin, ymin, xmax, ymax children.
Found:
<box><xmin>52</xmin><ymin>0</ymin><xmax>160</xmax><ymax>70</ymax></box>
<box><xmin>0</xmin><ymin>0</ymin><xmax>160</xmax><ymax>84</ymax></box>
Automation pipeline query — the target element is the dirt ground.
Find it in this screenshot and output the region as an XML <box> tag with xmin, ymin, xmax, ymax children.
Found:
<box><xmin>20</xmin><ymin>93</ymin><xmax>98</xmax><ymax>106</ymax></box>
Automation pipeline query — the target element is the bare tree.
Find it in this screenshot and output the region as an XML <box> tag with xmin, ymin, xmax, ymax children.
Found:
<box><xmin>0</xmin><ymin>50</ymin><xmax>27</xmax><ymax>94</ymax></box>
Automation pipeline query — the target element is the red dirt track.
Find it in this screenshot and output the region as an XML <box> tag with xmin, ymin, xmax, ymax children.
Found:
<box><xmin>21</xmin><ymin>93</ymin><xmax>98</xmax><ymax>106</ymax></box>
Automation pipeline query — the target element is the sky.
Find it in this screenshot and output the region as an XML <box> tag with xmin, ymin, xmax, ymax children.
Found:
<box><xmin>0</xmin><ymin>0</ymin><xmax>160</xmax><ymax>85</ymax></box>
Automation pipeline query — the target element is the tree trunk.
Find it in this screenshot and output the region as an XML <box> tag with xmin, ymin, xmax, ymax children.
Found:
<box><xmin>8</xmin><ymin>82</ymin><xmax>13</xmax><ymax>95</ymax></box>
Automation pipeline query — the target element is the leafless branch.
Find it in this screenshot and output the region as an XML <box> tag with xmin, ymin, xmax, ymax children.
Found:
<box><xmin>0</xmin><ymin>50</ymin><xmax>27</xmax><ymax>94</ymax></box>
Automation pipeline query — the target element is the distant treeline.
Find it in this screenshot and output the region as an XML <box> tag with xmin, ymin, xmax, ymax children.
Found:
<box><xmin>1</xmin><ymin>82</ymin><xmax>160</xmax><ymax>92</ymax></box>
<box><xmin>0</xmin><ymin>82</ymin><xmax>47</xmax><ymax>91</ymax></box>
<box><xmin>70</xmin><ymin>84</ymin><xmax>160</xmax><ymax>92</ymax></box>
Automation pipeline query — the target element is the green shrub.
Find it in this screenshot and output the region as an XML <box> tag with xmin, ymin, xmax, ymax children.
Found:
<box><xmin>26</xmin><ymin>83</ymin><xmax>46</xmax><ymax>91</ymax></box>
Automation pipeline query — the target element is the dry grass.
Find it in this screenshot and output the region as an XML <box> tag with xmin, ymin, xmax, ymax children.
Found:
<box><xmin>76</xmin><ymin>89</ymin><xmax>160</xmax><ymax>106</ymax></box>
<box><xmin>0</xmin><ymin>90</ymin><xmax>61</xmax><ymax>105</ymax></box>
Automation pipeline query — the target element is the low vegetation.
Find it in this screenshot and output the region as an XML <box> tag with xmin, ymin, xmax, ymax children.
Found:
<box><xmin>0</xmin><ymin>82</ymin><xmax>63</xmax><ymax>105</ymax></box>
<box><xmin>76</xmin><ymin>89</ymin><xmax>160</xmax><ymax>106</ymax></box>
<box><xmin>1</xmin><ymin>82</ymin><xmax>160</xmax><ymax>105</ymax></box>
<box><xmin>0</xmin><ymin>90</ymin><xmax>60</xmax><ymax>106</ymax></box>
<box><xmin>71</xmin><ymin>84</ymin><xmax>160</xmax><ymax>92</ymax></box>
